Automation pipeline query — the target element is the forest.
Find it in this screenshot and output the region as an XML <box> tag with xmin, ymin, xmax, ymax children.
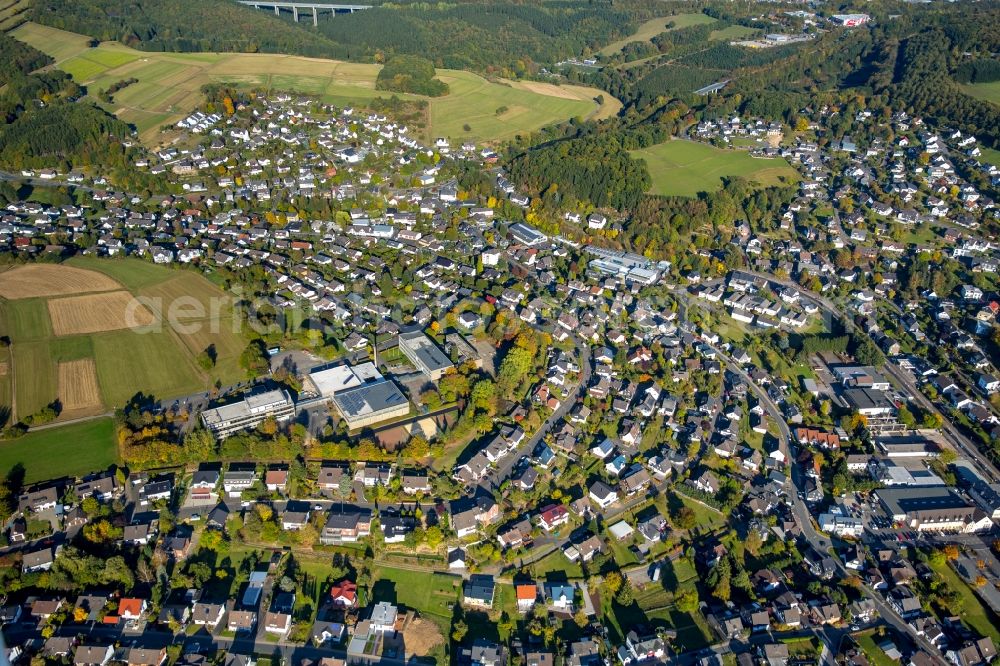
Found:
<box><xmin>0</xmin><ymin>33</ymin><xmax>52</xmax><ymax>86</ymax></box>
<box><xmin>317</xmin><ymin>1</ymin><xmax>643</xmax><ymax>74</ymax></box>
<box><xmin>27</xmin><ymin>0</ymin><xmax>649</xmax><ymax>77</ymax></box>
<box><xmin>29</xmin><ymin>0</ymin><xmax>349</xmax><ymax>57</ymax></box>
<box><xmin>508</xmin><ymin>129</ymin><xmax>655</xmax><ymax>213</ymax></box>
<box><xmin>566</xmin><ymin>1</ymin><xmax>1000</xmax><ymax>148</ymax></box>
<box><xmin>0</xmin><ymin>38</ymin><xmax>157</xmax><ymax>182</ymax></box>
<box><xmin>888</xmin><ymin>29</ymin><xmax>1000</xmax><ymax>146</ymax></box>
<box><xmin>954</xmin><ymin>59</ymin><xmax>1000</xmax><ymax>84</ymax></box>
<box><xmin>375</xmin><ymin>55</ymin><xmax>449</xmax><ymax>97</ymax></box>
<box><xmin>0</xmin><ymin>103</ymin><xmax>131</xmax><ymax>170</ymax></box>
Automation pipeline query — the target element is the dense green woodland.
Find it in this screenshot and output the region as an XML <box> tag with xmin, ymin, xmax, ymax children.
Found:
<box><xmin>0</xmin><ymin>104</ymin><xmax>130</xmax><ymax>169</ymax></box>
<box><xmin>317</xmin><ymin>2</ymin><xmax>640</xmax><ymax>73</ymax></box>
<box><xmin>30</xmin><ymin>0</ymin><xmax>348</xmax><ymax>57</ymax></box>
<box><xmin>0</xmin><ymin>33</ymin><xmax>52</xmax><ymax>86</ymax></box>
<box><xmin>508</xmin><ymin>127</ymin><xmax>660</xmax><ymax>211</ymax></box>
<box><xmin>28</xmin><ymin>0</ymin><xmax>648</xmax><ymax>76</ymax></box>
<box><xmin>954</xmin><ymin>59</ymin><xmax>1000</xmax><ymax>85</ymax></box>
<box><xmin>375</xmin><ymin>55</ymin><xmax>449</xmax><ymax>97</ymax></box>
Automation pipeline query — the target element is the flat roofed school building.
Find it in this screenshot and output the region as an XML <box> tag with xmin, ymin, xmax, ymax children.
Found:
<box><xmin>398</xmin><ymin>330</ymin><xmax>453</xmax><ymax>381</ymax></box>
<box><xmin>310</xmin><ymin>361</ymin><xmax>383</xmax><ymax>398</ymax></box>
<box><xmin>201</xmin><ymin>389</ymin><xmax>295</xmax><ymax>438</ymax></box>
<box><xmin>332</xmin><ymin>379</ymin><xmax>410</xmax><ymax>429</ymax></box>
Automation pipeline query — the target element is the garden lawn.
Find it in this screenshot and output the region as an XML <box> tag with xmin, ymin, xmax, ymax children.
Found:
<box><xmin>371</xmin><ymin>566</ymin><xmax>461</xmax><ymax>620</ymax></box>
<box><xmin>603</xmin><ymin>584</ymin><xmax>712</xmax><ymax>651</ymax></box>
<box><xmin>854</xmin><ymin>631</ymin><xmax>900</xmax><ymax>666</ymax></box>
<box><xmin>671</xmin><ymin>491</ymin><xmax>726</xmax><ymax>530</ymax></box>
<box><xmin>0</xmin><ymin>417</ymin><xmax>117</xmax><ymax>482</ymax></box>
<box><xmin>979</xmin><ymin>146</ymin><xmax>1000</xmax><ymax>167</ymax></box>
<box><xmin>528</xmin><ymin>548</ymin><xmax>584</xmax><ymax>579</ymax></box>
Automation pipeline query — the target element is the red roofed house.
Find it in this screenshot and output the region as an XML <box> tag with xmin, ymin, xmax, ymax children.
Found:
<box><xmin>795</xmin><ymin>427</ymin><xmax>841</xmax><ymax>450</ymax></box>
<box><xmin>118</xmin><ymin>598</ymin><xmax>148</xmax><ymax>621</ymax></box>
<box><xmin>516</xmin><ymin>584</ymin><xmax>537</xmax><ymax>613</ymax></box>
<box><xmin>330</xmin><ymin>580</ymin><xmax>358</xmax><ymax>608</ymax></box>
<box><xmin>265</xmin><ymin>469</ymin><xmax>289</xmax><ymax>492</ymax></box>
<box><xmin>536</xmin><ymin>504</ymin><xmax>570</xmax><ymax>532</ymax></box>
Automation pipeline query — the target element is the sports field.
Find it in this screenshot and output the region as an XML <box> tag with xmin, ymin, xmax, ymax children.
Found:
<box><xmin>961</xmin><ymin>81</ymin><xmax>1000</xmax><ymax>106</ymax></box>
<box><xmin>0</xmin><ymin>417</ymin><xmax>117</xmax><ymax>483</ymax></box>
<box><xmin>0</xmin><ymin>259</ymin><xmax>248</xmax><ymax>421</ymax></box>
<box><xmin>600</xmin><ymin>13</ymin><xmax>717</xmax><ymax>56</ymax></box>
<box><xmin>632</xmin><ymin>140</ymin><xmax>800</xmax><ymax>197</ymax></box>
<box><xmin>11</xmin><ymin>22</ymin><xmax>619</xmax><ymax>145</ymax></box>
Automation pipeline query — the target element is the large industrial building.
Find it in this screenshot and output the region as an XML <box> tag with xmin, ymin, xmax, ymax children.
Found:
<box><xmin>201</xmin><ymin>389</ymin><xmax>296</xmax><ymax>438</ymax></box>
<box><xmin>874</xmin><ymin>486</ymin><xmax>993</xmax><ymax>533</ymax></box>
<box><xmin>585</xmin><ymin>246</ymin><xmax>664</xmax><ymax>286</ymax></box>
<box><xmin>398</xmin><ymin>329</ymin><xmax>453</xmax><ymax>381</ymax></box>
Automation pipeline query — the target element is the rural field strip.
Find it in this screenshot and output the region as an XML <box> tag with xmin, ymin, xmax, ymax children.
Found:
<box><xmin>11</xmin><ymin>22</ymin><xmax>620</xmax><ymax>145</ymax></box>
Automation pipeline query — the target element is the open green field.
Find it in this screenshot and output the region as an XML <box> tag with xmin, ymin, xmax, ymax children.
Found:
<box><xmin>527</xmin><ymin>548</ymin><xmax>584</xmax><ymax>579</ymax></box>
<box><xmin>961</xmin><ymin>81</ymin><xmax>1000</xmax><ymax>105</ymax></box>
<box><xmin>92</xmin><ymin>329</ymin><xmax>207</xmax><ymax>408</ymax></box>
<box><xmin>632</xmin><ymin>140</ymin><xmax>800</xmax><ymax>197</ymax></box>
<box><xmin>980</xmin><ymin>146</ymin><xmax>1000</xmax><ymax>167</ymax></box>
<box><xmin>0</xmin><ymin>258</ymin><xmax>248</xmax><ymax>421</ymax></box>
<box><xmin>600</xmin><ymin>13</ymin><xmax>716</xmax><ymax>56</ymax></box>
<box><xmin>3</xmin><ymin>298</ymin><xmax>51</xmax><ymax>342</ymax></box>
<box><xmin>0</xmin><ymin>417</ymin><xmax>117</xmax><ymax>482</ymax></box>
<box><xmin>9</xmin><ymin>339</ymin><xmax>56</xmax><ymax>418</ymax></box>
<box><xmin>929</xmin><ymin>559</ymin><xmax>1000</xmax><ymax>646</ymax></box>
<box><xmin>12</xmin><ymin>22</ymin><xmax>619</xmax><ymax>145</ymax></box>
<box><xmin>67</xmin><ymin>255</ymin><xmax>179</xmax><ymax>290</ymax></box>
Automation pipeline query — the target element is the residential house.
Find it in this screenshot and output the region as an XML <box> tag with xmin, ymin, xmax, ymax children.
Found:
<box><xmin>463</xmin><ymin>575</ymin><xmax>496</xmax><ymax>609</ymax></box>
